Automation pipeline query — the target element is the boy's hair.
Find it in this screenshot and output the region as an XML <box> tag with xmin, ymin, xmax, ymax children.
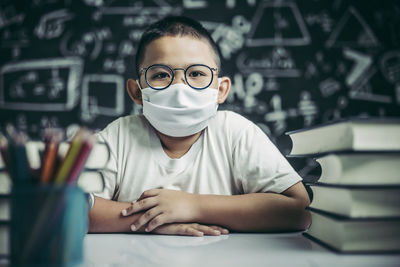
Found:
<box><xmin>135</xmin><ymin>15</ymin><xmax>221</xmax><ymax>77</ymax></box>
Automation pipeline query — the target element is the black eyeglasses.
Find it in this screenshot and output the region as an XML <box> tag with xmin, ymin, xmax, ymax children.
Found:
<box><xmin>139</xmin><ymin>64</ymin><xmax>218</xmax><ymax>90</ymax></box>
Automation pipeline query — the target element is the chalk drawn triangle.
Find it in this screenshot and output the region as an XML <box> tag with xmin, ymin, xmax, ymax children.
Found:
<box><xmin>348</xmin><ymin>67</ymin><xmax>392</xmax><ymax>103</ymax></box>
<box><xmin>246</xmin><ymin>0</ymin><xmax>310</xmax><ymax>46</ymax></box>
<box><xmin>326</xmin><ymin>6</ymin><xmax>379</xmax><ymax>48</ymax></box>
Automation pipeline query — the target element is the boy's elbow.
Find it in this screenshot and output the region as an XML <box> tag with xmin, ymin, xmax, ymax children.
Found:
<box><xmin>295</xmin><ymin>205</ymin><xmax>312</xmax><ymax>231</ymax></box>
<box><xmin>88</xmin><ymin>208</ymin><xmax>100</xmax><ymax>232</ymax></box>
<box><xmin>296</xmin><ymin>192</ymin><xmax>310</xmax><ymax>209</ymax></box>
<box><xmin>279</xmin><ymin>183</ymin><xmax>312</xmax><ymax>231</ymax></box>
<box><xmin>291</xmin><ymin>195</ymin><xmax>312</xmax><ymax>231</ymax></box>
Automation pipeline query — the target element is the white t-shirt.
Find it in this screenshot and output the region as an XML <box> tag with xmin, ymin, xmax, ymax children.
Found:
<box><xmin>94</xmin><ymin>111</ymin><xmax>302</xmax><ymax>202</ymax></box>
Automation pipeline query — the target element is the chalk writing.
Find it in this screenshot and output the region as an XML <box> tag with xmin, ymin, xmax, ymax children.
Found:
<box><xmin>0</xmin><ymin>57</ymin><xmax>83</xmax><ymax>111</ymax></box>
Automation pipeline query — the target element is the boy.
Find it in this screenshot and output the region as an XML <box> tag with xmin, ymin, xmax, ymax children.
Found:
<box><xmin>89</xmin><ymin>16</ymin><xmax>311</xmax><ymax>237</ymax></box>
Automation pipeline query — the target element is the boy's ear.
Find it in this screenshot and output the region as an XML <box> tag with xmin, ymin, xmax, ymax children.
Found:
<box><xmin>126</xmin><ymin>78</ymin><xmax>143</xmax><ymax>105</ymax></box>
<box><xmin>217</xmin><ymin>76</ymin><xmax>231</xmax><ymax>104</ymax></box>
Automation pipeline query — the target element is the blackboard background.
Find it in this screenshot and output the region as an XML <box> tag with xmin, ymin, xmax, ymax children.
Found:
<box><xmin>1</xmin><ymin>0</ymin><xmax>399</xmax><ymax>179</ymax></box>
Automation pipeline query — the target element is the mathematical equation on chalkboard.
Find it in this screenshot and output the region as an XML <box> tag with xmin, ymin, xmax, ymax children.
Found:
<box><xmin>0</xmin><ymin>0</ymin><xmax>400</xmax><ymax>176</ymax></box>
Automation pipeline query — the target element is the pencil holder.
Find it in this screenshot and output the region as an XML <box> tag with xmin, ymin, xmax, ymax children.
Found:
<box><xmin>10</xmin><ymin>185</ymin><xmax>89</xmax><ymax>266</ymax></box>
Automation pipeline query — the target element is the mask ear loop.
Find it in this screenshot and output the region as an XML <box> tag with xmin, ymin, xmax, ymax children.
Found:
<box><xmin>218</xmin><ymin>78</ymin><xmax>222</xmax><ymax>88</ymax></box>
<box><xmin>136</xmin><ymin>79</ymin><xmax>143</xmax><ymax>90</ymax></box>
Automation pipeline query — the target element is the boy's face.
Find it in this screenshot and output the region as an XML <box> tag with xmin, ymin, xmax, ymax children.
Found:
<box><xmin>127</xmin><ymin>35</ymin><xmax>230</xmax><ymax>106</ymax></box>
<box><xmin>138</xmin><ymin>36</ymin><xmax>219</xmax><ymax>89</ymax></box>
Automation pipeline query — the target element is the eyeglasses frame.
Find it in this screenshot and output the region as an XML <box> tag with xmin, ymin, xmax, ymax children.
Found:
<box><xmin>139</xmin><ymin>63</ymin><xmax>218</xmax><ymax>90</ymax></box>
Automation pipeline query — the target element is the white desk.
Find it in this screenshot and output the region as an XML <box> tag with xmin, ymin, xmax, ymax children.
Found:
<box><xmin>83</xmin><ymin>232</ymin><xmax>400</xmax><ymax>267</ymax></box>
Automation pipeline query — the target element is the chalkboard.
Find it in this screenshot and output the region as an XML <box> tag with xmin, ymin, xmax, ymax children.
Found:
<box><xmin>1</xmin><ymin>0</ymin><xmax>400</xmax><ymax>178</ymax></box>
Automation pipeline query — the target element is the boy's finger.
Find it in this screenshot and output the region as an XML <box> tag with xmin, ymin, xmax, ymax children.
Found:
<box><xmin>180</xmin><ymin>226</ymin><xmax>203</xmax><ymax>237</ymax></box>
<box><xmin>145</xmin><ymin>214</ymin><xmax>169</xmax><ymax>232</ymax></box>
<box><xmin>122</xmin><ymin>197</ymin><xmax>158</xmax><ymax>216</ymax></box>
<box><xmin>209</xmin><ymin>225</ymin><xmax>229</xmax><ymax>235</ymax></box>
<box><xmin>130</xmin><ymin>208</ymin><xmax>162</xmax><ymax>231</ymax></box>
<box><xmin>138</xmin><ymin>189</ymin><xmax>160</xmax><ymax>200</ymax></box>
<box><xmin>196</xmin><ymin>225</ymin><xmax>221</xmax><ymax>236</ymax></box>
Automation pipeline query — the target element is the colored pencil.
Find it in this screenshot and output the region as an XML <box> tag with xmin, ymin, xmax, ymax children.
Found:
<box><xmin>6</xmin><ymin>126</ymin><xmax>98</xmax><ymax>264</ymax></box>
<box><xmin>65</xmin><ymin>134</ymin><xmax>95</xmax><ymax>184</ymax></box>
<box><xmin>13</xmin><ymin>133</ymin><xmax>31</xmax><ymax>183</ymax></box>
<box><xmin>41</xmin><ymin>130</ymin><xmax>63</xmax><ymax>184</ymax></box>
<box><xmin>54</xmin><ymin>129</ymin><xmax>87</xmax><ymax>184</ymax></box>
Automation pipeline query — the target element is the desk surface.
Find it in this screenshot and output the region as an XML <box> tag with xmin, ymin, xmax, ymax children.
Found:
<box><xmin>84</xmin><ymin>232</ymin><xmax>400</xmax><ymax>267</ymax></box>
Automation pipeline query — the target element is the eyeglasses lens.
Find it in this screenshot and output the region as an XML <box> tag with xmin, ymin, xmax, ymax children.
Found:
<box><xmin>146</xmin><ymin>65</ymin><xmax>213</xmax><ymax>89</ymax></box>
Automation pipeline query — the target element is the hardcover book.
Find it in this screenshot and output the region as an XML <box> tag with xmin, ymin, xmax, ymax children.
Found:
<box><xmin>0</xmin><ymin>170</ymin><xmax>104</xmax><ymax>194</ymax></box>
<box><xmin>286</xmin><ymin>118</ymin><xmax>400</xmax><ymax>156</ymax></box>
<box><xmin>304</xmin><ymin>208</ymin><xmax>400</xmax><ymax>253</ymax></box>
<box><xmin>315</xmin><ymin>153</ymin><xmax>400</xmax><ymax>185</ymax></box>
<box><xmin>309</xmin><ymin>184</ymin><xmax>400</xmax><ymax>218</ymax></box>
<box><xmin>0</xmin><ymin>221</ymin><xmax>9</xmax><ymax>257</ymax></box>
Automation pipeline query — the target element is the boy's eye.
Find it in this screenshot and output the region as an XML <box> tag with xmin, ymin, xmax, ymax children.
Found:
<box><xmin>151</xmin><ymin>72</ymin><xmax>171</xmax><ymax>80</ymax></box>
<box><xmin>188</xmin><ymin>70</ymin><xmax>206</xmax><ymax>78</ymax></box>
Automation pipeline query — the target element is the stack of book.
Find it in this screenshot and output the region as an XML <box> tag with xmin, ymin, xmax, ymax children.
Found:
<box><xmin>0</xmin><ymin>129</ymin><xmax>109</xmax><ymax>259</ymax></box>
<box><xmin>286</xmin><ymin>118</ymin><xmax>400</xmax><ymax>253</ymax></box>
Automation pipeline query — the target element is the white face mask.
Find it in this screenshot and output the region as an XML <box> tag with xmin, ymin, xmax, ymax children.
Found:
<box><xmin>139</xmin><ymin>81</ymin><xmax>220</xmax><ymax>137</ymax></box>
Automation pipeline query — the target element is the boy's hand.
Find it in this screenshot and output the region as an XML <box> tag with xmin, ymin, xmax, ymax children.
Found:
<box><xmin>153</xmin><ymin>223</ymin><xmax>229</xmax><ymax>237</ymax></box>
<box><xmin>121</xmin><ymin>189</ymin><xmax>201</xmax><ymax>232</ymax></box>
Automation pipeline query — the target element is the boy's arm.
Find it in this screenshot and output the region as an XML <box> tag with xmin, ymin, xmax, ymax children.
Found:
<box><xmin>89</xmin><ymin>196</ymin><xmax>229</xmax><ymax>236</ymax></box>
<box><xmin>124</xmin><ymin>182</ymin><xmax>311</xmax><ymax>232</ymax></box>
<box><xmin>89</xmin><ymin>196</ymin><xmax>145</xmax><ymax>232</ymax></box>
<box><xmin>194</xmin><ymin>182</ymin><xmax>311</xmax><ymax>232</ymax></box>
